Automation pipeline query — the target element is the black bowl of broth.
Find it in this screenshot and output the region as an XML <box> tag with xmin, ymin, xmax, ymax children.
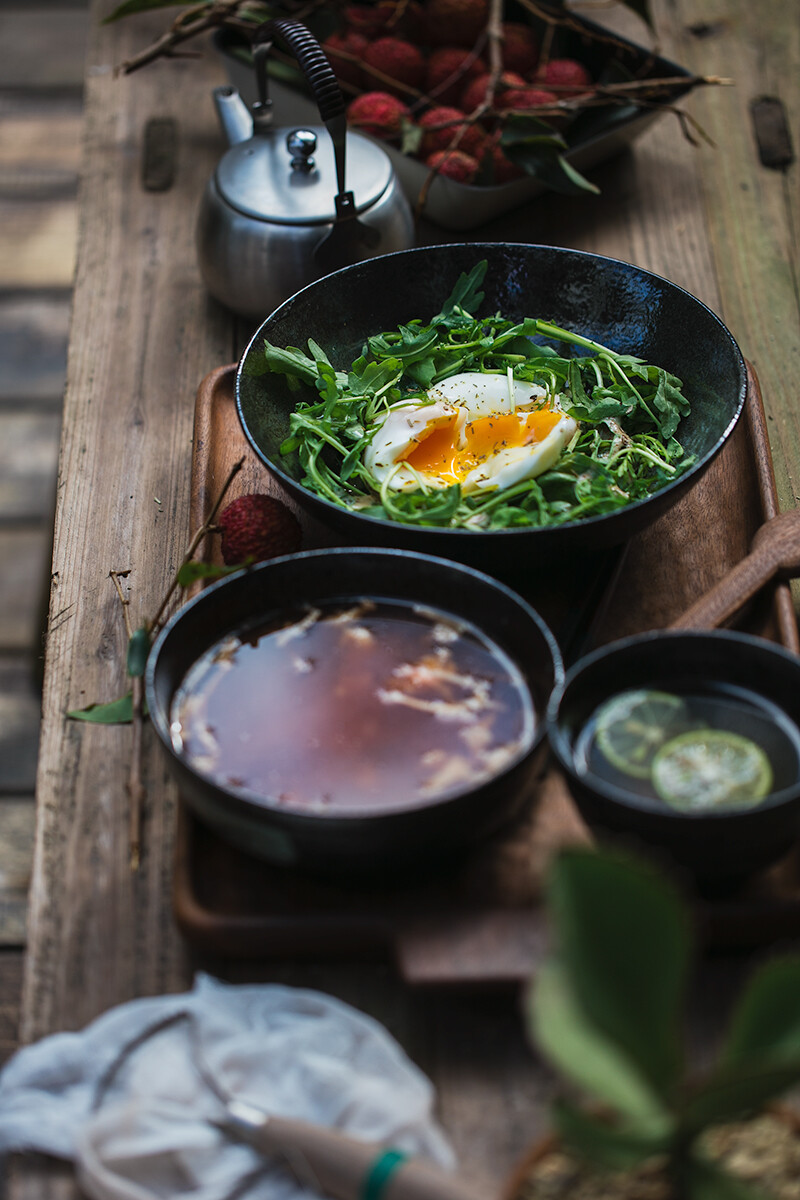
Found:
<box><xmin>146</xmin><ymin>548</ymin><xmax>563</xmax><ymax>877</ymax></box>
<box><xmin>547</xmin><ymin>630</ymin><xmax>800</xmax><ymax>887</ymax></box>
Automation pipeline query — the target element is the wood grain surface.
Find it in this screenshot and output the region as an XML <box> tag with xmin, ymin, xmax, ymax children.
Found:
<box><xmin>11</xmin><ymin>0</ymin><xmax>800</xmax><ymax>1193</ymax></box>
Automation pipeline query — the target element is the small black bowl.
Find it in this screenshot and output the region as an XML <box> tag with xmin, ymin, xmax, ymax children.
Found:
<box><xmin>237</xmin><ymin>243</ymin><xmax>746</xmax><ymax>571</ymax></box>
<box><xmin>547</xmin><ymin>630</ymin><xmax>800</xmax><ymax>888</ymax></box>
<box><xmin>146</xmin><ymin>548</ymin><xmax>563</xmax><ymax>878</ymax></box>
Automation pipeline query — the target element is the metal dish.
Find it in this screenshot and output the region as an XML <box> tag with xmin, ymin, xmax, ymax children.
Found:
<box><xmin>146</xmin><ymin>548</ymin><xmax>563</xmax><ymax>877</ymax></box>
<box><xmin>237</xmin><ymin>242</ymin><xmax>746</xmax><ymax>571</ymax></box>
<box><xmin>214</xmin><ymin>9</ymin><xmax>694</xmax><ymax>230</ymax></box>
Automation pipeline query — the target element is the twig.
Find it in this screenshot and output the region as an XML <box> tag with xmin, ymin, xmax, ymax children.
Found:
<box><xmin>110</xmin><ymin>570</ymin><xmax>144</xmax><ymax>871</ymax></box>
<box><xmin>117</xmin><ymin>0</ymin><xmax>246</xmax><ymax>75</ymax></box>
<box><xmin>106</xmin><ymin>456</ymin><xmax>244</xmax><ymax>871</ymax></box>
<box><xmin>148</xmin><ymin>456</ymin><xmax>244</xmax><ymax>637</ymax></box>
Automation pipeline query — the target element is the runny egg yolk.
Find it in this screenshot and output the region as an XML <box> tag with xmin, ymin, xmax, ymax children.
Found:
<box><xmin>404</xmin><ymin>407</ymin><xmax>564</xmax><ymax>486</ymax></box>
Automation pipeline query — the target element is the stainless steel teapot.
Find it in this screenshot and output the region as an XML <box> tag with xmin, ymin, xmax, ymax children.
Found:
<box><xmin>196</xmin><ymin>18</ymin><xmax>415</xmax><ymax>320</ymax></box>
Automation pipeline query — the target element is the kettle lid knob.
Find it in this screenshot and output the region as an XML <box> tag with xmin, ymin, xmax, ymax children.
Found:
<box><xmin>287</xmin><ymin>129</ymin><xmax>317</xmax><ymax>173</ymax></box>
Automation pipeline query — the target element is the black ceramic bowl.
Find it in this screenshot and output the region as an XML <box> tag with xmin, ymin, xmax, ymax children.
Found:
<box><xmin>146</xmin><ymin>548</ymin><xmax>563</xmax><ymax>877</ymax></box>
<box><xmin>237</xmin><ymin>243</ymin><xmax>746</xmax><ymax>571</ymax></box>
<box><xmin>547</xmin><ymin>630</ymin><xmax>800</xmax><ymax>887</ymax></box>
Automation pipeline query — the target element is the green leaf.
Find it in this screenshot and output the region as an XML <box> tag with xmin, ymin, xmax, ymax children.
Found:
<box><xmin>176</xmin><ymin>560</ymin><xmax>241</xmax><ymax>587</ymax></box>
<box><xmin>431</xmin><ymin>261</ymin><xmax>487</xmax><ymax>324</ymax></box>
<box><xmin>680</xmin><ymin>1058</ymin><xmax>800</xmax><ymax>1135</ymax></box>
<box><xmin>102</xmin><ymin>0</ymin><xmax>188</xmax><ymax>23</ymax></box>
<box><xmin>545</xmin><ymin>847</ymin><xmax>691</xmax><ymax>1095</ymax></box>
<box><xmin>68</xmin><ymin>693</ymin><xmax>134</xmax><ymax>724</ymax></box>
<box><xmin>552</xmin><ymin>1098</ymin><xmax>671</xmax><ymax>1171</ymax></box>
<box><xmin>722</xmin><ymin>956</ymin><xmax>800</xmax><ymax>1065</ymax></box>
<box><xmin>686</xmin><ymin>1152</ymin><xmax>771</xmax><ymax>1200</ymax></box>
<box><xmin>528</xmin><ymin>960</ymin><xmax>672</xmax><ymax>1130</ymax></box>
<box><xmin>126</xmin><ymin>625</ymin><xmax>151</xmax><ymax>678</ymax></box>
<box><xmin>500</xmin><ymin>117</ymin><xmax>600</xmax><ymax>195</ymax></box>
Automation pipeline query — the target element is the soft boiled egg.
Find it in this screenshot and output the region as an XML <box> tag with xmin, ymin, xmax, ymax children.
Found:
<box><xmin>363</xmin><ymin>371</ymin><xmax>578</xmax><ymax>495</ymax></box>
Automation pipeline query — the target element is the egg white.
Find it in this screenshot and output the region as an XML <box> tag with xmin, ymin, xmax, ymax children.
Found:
<box><xmin>363</xmin><ymin>371</ymin><xmax>578</xmax><ymax>495</ymax></box>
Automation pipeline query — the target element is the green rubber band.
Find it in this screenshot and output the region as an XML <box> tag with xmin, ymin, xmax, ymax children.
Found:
<box><xmin>361</xmin><ymin>1148</ymin><xmax>408</xmax><ymax>1200</ymax></box>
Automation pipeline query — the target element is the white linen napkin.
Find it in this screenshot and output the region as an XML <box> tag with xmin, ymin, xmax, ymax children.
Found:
<box><xmin>0</xmin><ymin>973</ymin><xmax>454</xmax><ymax>1200</ymax></box>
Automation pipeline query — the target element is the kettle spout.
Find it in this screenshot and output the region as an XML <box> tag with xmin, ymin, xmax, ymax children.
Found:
<box><xmin>213</xmin><ymin>86</ymin><xmax>253</xmax><ymax>146</ymax></box>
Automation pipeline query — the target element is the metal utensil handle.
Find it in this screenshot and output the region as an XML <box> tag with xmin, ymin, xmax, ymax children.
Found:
<box><xmin>225</xmin><ymin>1101</ymin><xmax>489</xmax><ymax>1200</ymax></box>
<box><xmin>252</xmin><ymin>18</ymin><xmax>349</xmax><ymax>196</ymax></box>
<box><xmin>253</xmin><ymin>19</ymin><xmax>345</xmax><ymax>122</ymax></box>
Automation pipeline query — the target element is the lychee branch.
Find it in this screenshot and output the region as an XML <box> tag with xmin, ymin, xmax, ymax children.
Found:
<box><xmin>147</xmin><ymin>456</ymin><xmax>245</xmax><ymax>638</ymax></box>
<box><xmin>107</xmin><ymin>457</ymin><xmax>244</xmax><ymax>871</ymax></box>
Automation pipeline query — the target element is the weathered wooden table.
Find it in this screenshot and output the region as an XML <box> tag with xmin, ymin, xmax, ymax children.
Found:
<box><xmin>12</xmin><ymin>0</ymin><xmax>799</xmax><ymax>1193</ymax></box>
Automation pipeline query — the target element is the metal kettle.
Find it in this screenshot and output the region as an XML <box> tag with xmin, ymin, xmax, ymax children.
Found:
<box><xmin>196</xmin><ymin>18</ymin><xmax>415</xmax><ymax>320</ymax></box>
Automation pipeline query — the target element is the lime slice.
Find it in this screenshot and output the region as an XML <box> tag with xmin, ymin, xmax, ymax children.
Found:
<box><xmin>594</xmin><ymin>690</ymin><xmax>690</xmax><ymax>779</ymax></box>
<box><xmin>652</xmin><ymin>730</ymin><xmax>773</xmax><ymax>811</ymax></box>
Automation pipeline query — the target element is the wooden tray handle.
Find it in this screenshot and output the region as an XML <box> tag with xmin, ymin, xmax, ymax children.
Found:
<box><xmin>669</xmin><ymin>509</ymin><xmax>800</xmax><ymax>632</ymax></box>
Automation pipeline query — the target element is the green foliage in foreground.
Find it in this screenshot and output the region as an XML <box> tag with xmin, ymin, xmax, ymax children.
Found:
<box><xmin>527</xmin><ymin>848</ymin><xmax>800</xmax><ymax>1199</ymax></box>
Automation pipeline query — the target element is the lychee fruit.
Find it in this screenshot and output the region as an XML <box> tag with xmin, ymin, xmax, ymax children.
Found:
<box><xmin>490</xmin><ymin>143</ymin><xmax>525</xmax><ymax>183</ymax></box>
<box><xmin>501</xmin><ymin>87</ymin><xmax>558</xmax><ymax>113</ymax></box>
<box><xmin>344</xmin><ymin>2</ymin><xmax>408</xmax><ymax>38</ymax></box>
<box><xmin>362</xmin><ymin>36</ymin><xmax>425</xmax><ymax>97</ymax></box>
<box><xmin>217</xmin><ymin>495</ymin><xmax>302</xmax><ymax>566</ymax></box>
<box><xmin>536</xmin><ymin>58</ymin><xmax>593</xmax><ymax>99</ymax></box>
<box><xmin>460</xmin><ymin>70</ymin><xmax>525</xmax><ymax>113</ymax></box>
<box><xmin>425</xmin><ymin>148</ymin><xmax>480</xmax><ymax>183</ymax></box>
<box><xmin>418</xmin><ymin>106</ymin><xmax>489</xmax><ymax>159</ymax></box>
<box><xmin>423</xmin><ymin>0</ymin><xmax>489</xmax><ymax>48</ymax></box>
<box><xmin>500</xmin><ymin>22</ymin><xmax>539</xmax><ymax>75</ymax></box>
<box><xmin>424</xmin><ymin>46</ymin><xmax>486</xmax><ymax>106</ymax></box>
<box><xmin>323</xmin><ymin>30</ymin><xmax>369</xmax><ymax>90</ymax></box>
<box><xmin>346</xmin><ymin>91</ymin><xmax>412</xmax><ymax>139</ymax></box>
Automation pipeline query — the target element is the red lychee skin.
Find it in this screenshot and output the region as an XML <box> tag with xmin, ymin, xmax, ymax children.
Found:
<box><xmin>323</xmin><ymin>30</ymin><xmax>369</xmax><ymax>90</ymax></box>
<box><xmin>217</xmin><ymin>495</ymin><xmax>302</xmax><ymax>567</ymax></box>
<box><xmin>491</xmin><ymin>144</ymin><xmax>525</xmax><ymax>183</ymax></box>
<box><xmin>423</xmin><ymin>0</ymin><xmax>489</xmax><ymax>48</ymax></box>
<box><xmin>500</xmin><ymin>22</ymin><xmax>539</xmax><ymax>76</ymax></box>
<box><xmin>424</xmin><ymin>46</ymin><xmax>486</xmax><ymax>106</ymax></box>
<box><xmin>418</xmin><ymin>106</ymin><xmax>489</xmax><ymax>159</ymax></box>
<box><xmin>346</xmin><ymin>91</ymin><xmax>412</xmax><ymax>139</ymax></box>
<box><xmin>425</xmin><ymin>148</ymin><xmax>480</xmax><ymax>183</ymax></box>
<box><xmin>501</xmin><ymin>87</ymin><xmax>558</xmax><ymax>113</ymax></box>
<box><xmin>536</xmin><ymin>58</ymin><xmax>593</xmax><ymax>99</ymax></box>
<box><xmin>345</xmin><ymin>2</ymin><xmax>405</xmax><ymax>38</ymax></box>
<box><xmin>460</xmin><ymin>71</ymin><xmax>525</xmax><ymax>113</ymax></box>
<box><xmin>362</xmin><ymin>36</ymin><xmax>425</xmax><ymax>97</ymax></box>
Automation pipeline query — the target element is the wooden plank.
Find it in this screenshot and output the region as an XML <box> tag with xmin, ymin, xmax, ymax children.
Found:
<box><xmin>0</xmin><ymin>110</ymin><xmax>82</xmax><ymax>199</ymax></box>
<box><xmin>0</xmin><ymin>199</ymin><xmax>78</xmax><ymax>289</ymax></box>
<box><xmin>0</xmin><ymin>948</ymin><xmax>25</xmax><ymax>1064</ymax></box>
<box><xmin>0</xmin><ymin>7</ymin><xmax>89</xmax><ymax>91</ymax></box>
<box><xmin>0</xmin><ymin>798</ymin><xmax>35</xmax><ymax>946</ymax></box>
<box><xmin>0</xmin><ymin>295</ymin><xmax>70</xmax><ymax>406</ymax></box>
<box><xmin>0</xmin><ymin>414</ymin><xmax>60</xmax><ymax>520</ymax></box>
<box><xmin>21</xmin><ymin>1</ymin><xmax>232</xmax><ymax>1049</ymax></box>
<box><xmin>0</xmin><ymin>530</ymin><xmax>50</xmax><ymax>650</ymax></box>
<box><xmin>0</xmin><ymin>657</ymin><xmax>40</xmax><ymax>794</ymax></box>
<box><xmin>664</xmin><ymin>0</ymin><xmax>800</xmax><ymax>515</ymax></box>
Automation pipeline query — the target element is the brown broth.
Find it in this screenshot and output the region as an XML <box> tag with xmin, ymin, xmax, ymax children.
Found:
<box><xmin>170</xmin><ymin>600</ymin><xmax>535</xmax><ymax>813</ymax></box>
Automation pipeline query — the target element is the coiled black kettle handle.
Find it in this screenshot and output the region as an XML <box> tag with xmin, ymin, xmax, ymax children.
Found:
<box><xmin>252</xmin><ymin>18</ymin><xmax>345</xmax><ymax>124</ymax></box>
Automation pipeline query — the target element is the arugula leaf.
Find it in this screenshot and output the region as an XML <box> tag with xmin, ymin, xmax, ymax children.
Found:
<box><xmin>431</xmin><ymin>260</ymin><xmax>487</xmax><ymax>325</ymax></box>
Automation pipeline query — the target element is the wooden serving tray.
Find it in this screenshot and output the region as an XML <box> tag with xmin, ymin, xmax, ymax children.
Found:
<box><xmin>174</xmin><ymin>362</ymin><xmax>800</xmax><ymax>983</ymax></box>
